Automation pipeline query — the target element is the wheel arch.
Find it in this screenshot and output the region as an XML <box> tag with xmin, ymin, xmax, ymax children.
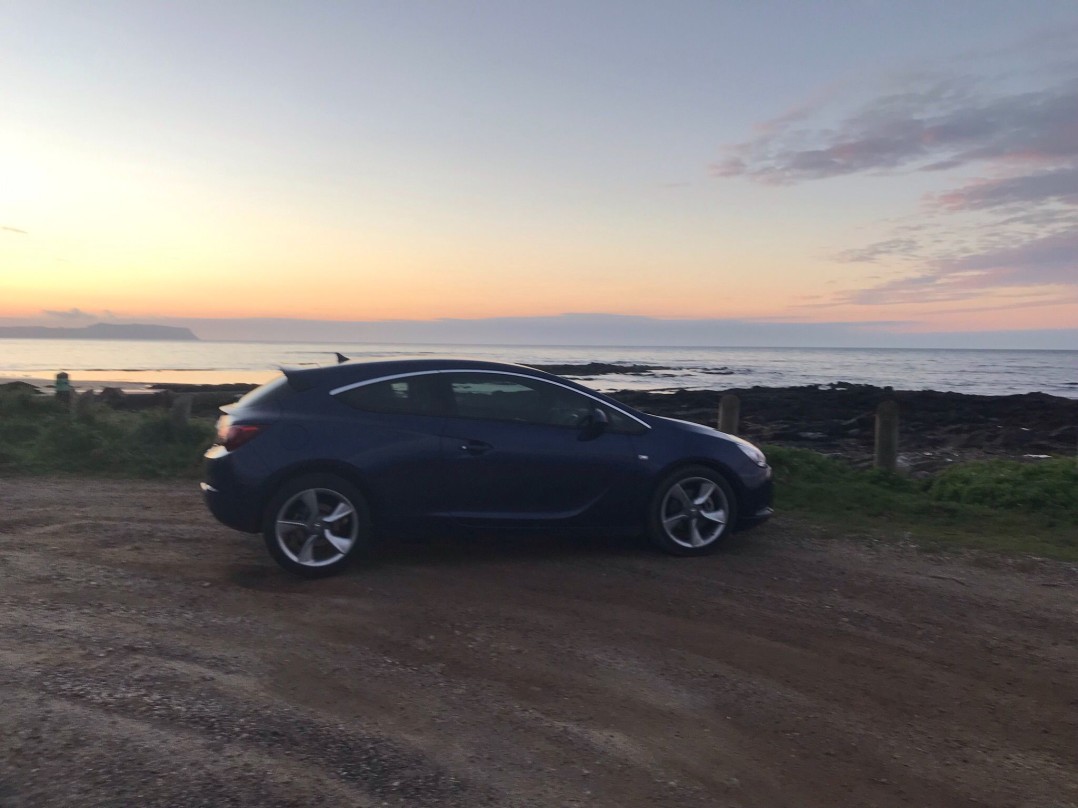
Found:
<box><xmin>645</xmin><ymin>459</ymin><xmax>741</xmax><ymax>555</ymax></box>
<box><xmin>257</xmin><ymin>460</ymin><xmax>379</xmax><ymax>528</ymax></box>
<box><xmin>651</xmin><ymin>457</ymin><xmax>747</xmax><ymax>507</ymax></box>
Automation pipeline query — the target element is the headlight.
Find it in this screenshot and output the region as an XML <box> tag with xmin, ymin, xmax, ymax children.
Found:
<box><xmin>730</xmin><ymin>436</ymin><xmax>768</xmax><ymax>468</ymax></box>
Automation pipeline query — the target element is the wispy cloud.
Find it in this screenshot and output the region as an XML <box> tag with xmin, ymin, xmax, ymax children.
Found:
<box><xmin>834</xmin><ymin>238</ymin><xmax>922</xmax><ymax>264</ymax></box>
<box><xmin>715</xmin><ymin>45</ymin><xmax>1078</xmax><ymax>306</ymax></box>
<box><xmin>2</xmin><ymin>226</ymin><xmax>28</xmax><ymax>235</ymax></box>
<box><xmin>932</xmin><ymin>166</ymin><xmax>1078</xmax><ymax>210</ymax></box>
<box><xmin>713</xmin><ymin>76</ymin><xmax>1078</xmax><ymax>184</ymax></box>
<box><xmin>842</xmin><ymin>229</ymin><xmax>1078</xmax><ymax>306</ymax></box>
<box><xmin>930</xmin><ymin>229</ymin><xmax>1078</xmax><ymax>287</ymax></box>
<box><xmin>42</xmin><ymin>307</ymin><xmax>94</xmax><ymax>320</ymax></box>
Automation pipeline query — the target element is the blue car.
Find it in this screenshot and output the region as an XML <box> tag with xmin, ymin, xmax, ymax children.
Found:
<box><xmin>202</xmin><ymin>359</ymin><xmax>773</xmax><ymax>576</ymax></box>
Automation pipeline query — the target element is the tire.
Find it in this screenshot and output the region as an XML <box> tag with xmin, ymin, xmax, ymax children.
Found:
<box><xmin>647</xmin><ymin>465</ymin><xmax>737</xmax><ymax>556</ymax></box>
<box><xmin>262</xmin><ymin>473</ymin><xmax>371</xmax><ymax>577</ymax></box>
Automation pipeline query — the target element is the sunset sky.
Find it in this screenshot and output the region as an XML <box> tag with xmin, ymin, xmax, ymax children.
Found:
<box><xmin>2</xmin><ymin>1</ymin><xmax>1077</xmax><ymax>346</ymax></box>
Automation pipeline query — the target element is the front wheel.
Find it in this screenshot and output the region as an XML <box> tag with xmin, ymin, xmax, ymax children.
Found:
<box><xmin>647</xmin><ymin>466</ymin><xmax>737</xmax><ymax>556</ymax></box>
<box><xmin>262</xmin><ymin>473</ymin><xmax>370</xmax><ymax>577</ymax></box>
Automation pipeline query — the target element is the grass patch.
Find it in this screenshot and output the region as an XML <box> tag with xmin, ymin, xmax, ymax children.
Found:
<box><xmin>0</xmin><ymin>392</ymin><xmax>214</xmax><ymax>478</ymax></box>
<box><xmin>765</xmin><ymin>445</ymin><xmax>1078</xmax><ymax>561</ymax></box>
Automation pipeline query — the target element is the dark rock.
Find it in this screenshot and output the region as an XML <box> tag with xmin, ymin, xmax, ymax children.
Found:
<box><xmin>609</xmin><ymin>384</ymin><xmax>1078</xmax><ymax>468</ymax></box>
<box><xmin>148</xmin><ymin>383</ymin><xmax>257</xmax><ymax>393</ymax></box>
<box><xmin>992</xmin><ymin>428</ymin><xmax>1034</xmax><ymax>448</ymax></box>
<box><xmin>0</xmin><ymin>381</ymin><xmax>41</xmax><ymax>395</ymax></box>
<box><xmin>530</xmin><ymin>362</ymin><xmax>667</xmax><ymax>376</ymax></box>
<box><xmin>97</xmin><ymin>387</ymin><xmax>126</xmax><ymax>406</ymax></box>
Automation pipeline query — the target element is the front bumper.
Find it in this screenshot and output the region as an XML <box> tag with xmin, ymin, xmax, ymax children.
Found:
<box><xmin>737</xmin><ymin>505</ymin><xmax>774</xmax><ymax>530</ymax></box>
<box><xmin>735</xmin><ymin>471</ymin><xmax>774</xmax><ymax>531</ymax></box>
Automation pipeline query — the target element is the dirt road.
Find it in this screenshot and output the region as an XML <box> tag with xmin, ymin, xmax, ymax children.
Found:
<box><xmin>1</xmin><ymin>479</ymin><xmax>1075</xmax><ymax>807</ymax></box>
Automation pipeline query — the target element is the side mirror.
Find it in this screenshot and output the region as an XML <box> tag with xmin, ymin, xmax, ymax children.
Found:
<box><xmin>579</xmin><ymin>406</ymin><xmax>609</xmax><ymax>440</ymax></box>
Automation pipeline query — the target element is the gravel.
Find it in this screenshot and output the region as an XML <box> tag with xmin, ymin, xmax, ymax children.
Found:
<box><xmin>2</xmin><ymin>478</ymin><xmax>1076</xmax><ymax>807</ymax></box>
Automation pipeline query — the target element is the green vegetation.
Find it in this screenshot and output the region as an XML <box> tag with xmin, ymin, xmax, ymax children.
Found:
<box><xmin>0</xmin><ymin>390</ymin><xmax>214</xmax><ymax>478</ymax></box>
<box><xmin>766</xmin><ymin>445</ymin><xmax>1078</xmax><ymax>560</ymax></box>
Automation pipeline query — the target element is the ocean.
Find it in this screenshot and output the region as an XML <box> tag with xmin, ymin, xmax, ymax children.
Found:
<box><xmin>0</xmin><ymin>339</ymin><xmax>1076</xmax><ymax>399</ymax></box>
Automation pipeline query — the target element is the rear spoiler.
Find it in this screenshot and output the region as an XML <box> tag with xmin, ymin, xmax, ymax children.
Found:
<box><xmin>282</xmin><ymin>352</ymin><xmax>350</xmax><ymax>390</ymax></box>
<box><xmin>282</xmin><ymin>366</ymin><xmax>322</xmax><ymax>392</ymax></box>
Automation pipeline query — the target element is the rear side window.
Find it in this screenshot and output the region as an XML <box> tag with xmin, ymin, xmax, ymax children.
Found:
<box><xmin>233</xmin><ymin>375</ymin><xmax>294</xmax><ymax>408</ymax></box>
<box><xmin>336</xmin><ymin>375</ymin><xmax>440</xmax><ymax>416</ymax></box>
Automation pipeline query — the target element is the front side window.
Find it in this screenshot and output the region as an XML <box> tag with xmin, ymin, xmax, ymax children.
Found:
<box><xmin>335</xmin><ymin>374</ymin><xmax>439</xmax><ymax>416</ymax></box>
<box><xmin>447</xmin><ymin>373</ymin><xmax>599</xmax><ymax>428</ymax></box>
<box><xmin>604</xmin><ymin>405</ymin><xmax>647</xmax><ymax>435</ymax></box>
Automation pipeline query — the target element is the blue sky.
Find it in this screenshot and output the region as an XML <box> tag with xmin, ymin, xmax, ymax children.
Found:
<box><xmin>2</xmin><ymin>1</ymin><xmax>1076</xmax><ymax>346</ymax></box>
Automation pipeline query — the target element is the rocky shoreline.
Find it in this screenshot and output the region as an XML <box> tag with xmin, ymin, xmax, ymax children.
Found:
<box><xmin>614</xmin><ymin>383</ymin><xmax>1078</xmax><ymax>471</ymax></box>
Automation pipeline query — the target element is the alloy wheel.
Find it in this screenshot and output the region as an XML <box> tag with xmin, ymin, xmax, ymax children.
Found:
<box><xmin>274</xmin><ymin>487</ymin><xmax>360</xmax><ymax>568</ymax></box>
<box><xmin>658</xmin><ymin>476</ymin><xmax>729</xmax><ymax>549</ymax></box>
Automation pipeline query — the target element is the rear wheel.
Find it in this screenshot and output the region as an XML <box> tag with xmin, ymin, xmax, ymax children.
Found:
<box><xmin>262</xmin><ymin>473</ymin><xmax>370</xmax><ymax>577</ymax></box>
<box><xmin>647</xmin><ymin>465</ymin><xmax>737</xmax><ymax>556</ymax></box>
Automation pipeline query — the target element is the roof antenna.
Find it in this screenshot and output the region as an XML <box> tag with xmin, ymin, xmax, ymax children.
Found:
<box><xmin>335</xmin><ymin>352</ymin><xmax>350</xmax><ymax>364</ymax></box>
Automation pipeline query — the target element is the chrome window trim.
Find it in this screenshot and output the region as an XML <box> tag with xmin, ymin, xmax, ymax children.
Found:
<box><xmin>329</xmin><ymin>369</ymin><xmax>651</xmax><ymax>430</ymax></box>
<box><xmin>329</xmin><ymin>370</ymin><xmax>434</xmax><ymax>394</ymax></box>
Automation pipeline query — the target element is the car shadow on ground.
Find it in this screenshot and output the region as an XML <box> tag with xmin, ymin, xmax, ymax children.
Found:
<box><xmin>227</xmin><ymin>527</ymin><xmax>771</xmax><ymax>592</ymax></box>
<box><xmin>371</xmin><ymin>530</ymin><xmax>649</xmax><ymax>566</ymax></box>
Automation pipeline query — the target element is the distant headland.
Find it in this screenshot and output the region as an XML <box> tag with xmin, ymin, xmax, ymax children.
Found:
<box><xmin>0</xmin><ymin>323</ymin><xmax>199</xmax><ymax>341</ymax></box>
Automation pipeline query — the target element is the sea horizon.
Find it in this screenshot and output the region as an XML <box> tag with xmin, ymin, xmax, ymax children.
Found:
<box><xmin>1</xmin><ymin>338</ymin><xmax>1076</xmax><ymax>399</ymax></box>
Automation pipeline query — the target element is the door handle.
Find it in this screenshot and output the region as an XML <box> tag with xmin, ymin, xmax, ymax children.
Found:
<box><xmin>459</xmin><ymin>439</ymin><xmax>493</xmax><ymax>455</ymax></box>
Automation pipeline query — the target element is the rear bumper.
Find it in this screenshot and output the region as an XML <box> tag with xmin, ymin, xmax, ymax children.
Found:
<box><xmin>202</xmin><ymin>451</ymin><xmax>265</xmax><ymax>533</ymax></box>
<box><xmin>201</xmin><ymin>481</ymin><xmax>261</xmax><ymax>533</ymax></box>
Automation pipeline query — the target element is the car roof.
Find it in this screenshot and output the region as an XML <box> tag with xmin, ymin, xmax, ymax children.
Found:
<box><xmin>276</xmin><ymin>357</ymin><xmax>653</xmax><ymax>429</ymax></box>
<box><xmin>282</xmin><ymin>358</ymin><xmax>572</xmax><ymax>393</ymax></box>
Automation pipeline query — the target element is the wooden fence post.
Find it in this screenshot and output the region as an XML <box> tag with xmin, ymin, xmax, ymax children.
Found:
<box><xmin>54</xmin><ymin>372</ymin><xmax>72</xmax><ymax>406</ymax></box>
<box><xmin>874</xmin><ymin>400</ymin><xmax>899</xmax><ymax>472</ymax></box>
<box><xmin>718</xmin><ymin>393</ymin><xmax>740</xmax><ymax>435</ymax></box>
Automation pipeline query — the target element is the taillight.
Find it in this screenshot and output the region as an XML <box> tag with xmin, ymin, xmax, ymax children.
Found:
<box><xmin>214</xmin><ymin>415</ymin><xmax>233</xmax><ymax>444</ymax></box>
<box><xmin>215</xmin><ymin>416</ymin><xmax>264</xmax><ymax>452</ymax></box>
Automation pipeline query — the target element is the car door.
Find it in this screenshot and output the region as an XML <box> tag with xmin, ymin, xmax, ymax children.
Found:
<box><xmin>330</xmin><ymin>372</ymin><xmax>448</xmax><ymax>532</ymax></box>
<box><xmin>436</xmin><ymin>371</ymin><xmax>640</xmax><ymax>527</ymax></box>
